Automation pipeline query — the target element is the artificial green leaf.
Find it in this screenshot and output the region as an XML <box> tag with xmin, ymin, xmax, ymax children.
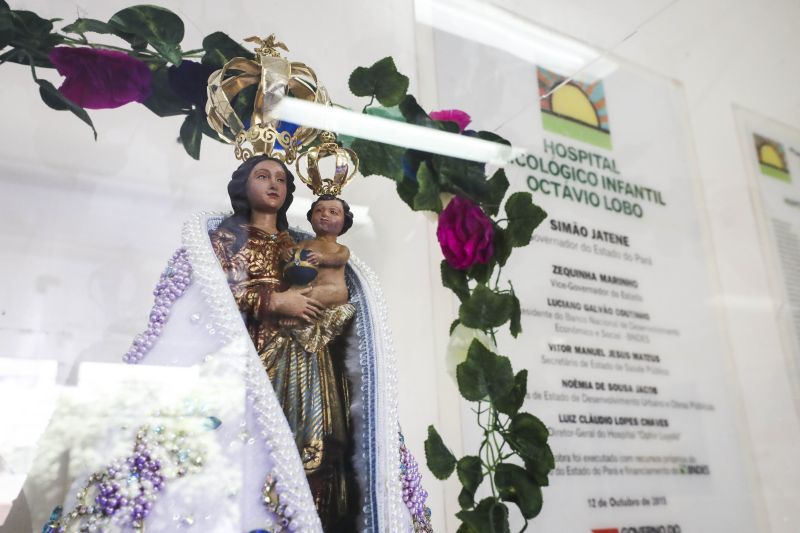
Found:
<box><xmin>109</xmin><ymin>5</ymin><xmax>184</xmax><ymax>64</ymax></box>
<box><xmin>180</xmin><ymin>109</ymin><xmax>203</xmax><ymax>160</ymax></box>
<box><xmin>509</xmin><ymin>288</ymin><xmax>522</xmax><ymax>338</ymax></box>
<box><xmin>495</xmin><ymin>369</ymin><xmax>527</xmax><ymax>416</ymax></box>
<box><xmin>531</xmin><ymin>442</ymin><xmax>556</xmax><ymax>485</ymax></box>
<box><xmin>5</xmin><ymin>11</ymin><xmax>62</xmax><ymax>61</ymax></box>
<box><xmin>3</xmin><ymin>36</ymin><xmax>61</xmax><ymax>66</ymax></box>
<box><xmin>457</xmin><ymin>340</ymin><xmax>513</xmax><ymax>402</ymax></box>
<box><xmin>348</xmin><ymin>56</ymin><xmax>409</xmax><ymax>107</ymax></box>
<box><xmin>424</xmin><ymin>425</ymin><xmax>456</xmax><ymax>480</ymax></box>
<box><xmin>505</xmin><ymin>413</ymin><xmax>554</xmax><ymax>482</ymax></box>
<box><xmin>458</xmin><ymin>487</ymin><xmax>475</xmax><ymax>510</ymax></box>
<box><xmin>348</xmin><ymin>66</ymin><xmax>373</xmax><ymax>97</ymax></box>
<box><xmin>483</xmin><ymin>168</ymin><xmax>509</xmax><ymax>216</ymax></box>
<box><xmin>441</xmin><ymin>261</ymin><xmax>470</xmax><ymax>302</ymax></box>
<box><xmin>11</xmin><ymin>10</ymin><xmax>52</xmax><ymax>37</ymax></box>
<box><xmin>432</xmin><ymin>154</ymin><xmax>488</xmax><ymax>201</ymax></box>
<box><xmin>350</xmin><ymin>138</ymin><xmax>405</xmax><ymax>182</ymax></box>
<box><xmin>474</xmin><ymin>130</ymin><xmax>511</xmax><ymax>146</ymax></box>
<box><xmin>143</xmin><ymin>66</ymin><xmax>191</xmax><ymax>117</ymax></box>
<box><xmin>400</xmin><ymin>149</ymin><xmax>428</xmax><ymax>184</ymax></box>
<box><xmin>457</xmin><ymin>455</ymin><xmax>483</xmax><ymax>495</ymax></box>
<box><xmin>459</xmin><ymin>284</ymin><xmax>514</xmax><ymax>330</ymax></box>
<box><xmin>493</xmin><ymin>226</ymin><xmax>512</xmax><ymax>268</ymax></box>
<box><xmin>482</xmin><ymin>350</ymin><xmax>514</xmax><ymax>403</ymax></box>
<box><xmin>467</xmin><ymin>260</ymin><xmax>494</xmax><ymax>284</ymax></box>
<box><xmin>491</xmin><ymin>503</ymin><xmax>510</xmax><ymax>533</ymax></box>
<box><xmin>399</xmin><ymin>95</ymin><xmax>435</xmax><ymax>128</ymax></box>
<box><xmin>0</xmin><ymin>9</ymin><xmax>14</xmax><ymax>48</ymax></box>
<box><xmin>456</xmin><ymin>498</ymin><xmax>490</xmax><ymax>533</ymax></box>
<box><xmin>435</xmin><ymin>119</ymin><xmax>460</xmax><ymax>134</ymax></box>
<box><xmin>0</xmin><ymin>48</ymin><xmax>43</xmax><ymax>67</ymax></box>
<box><xmin>36</xmin><ymin>79</ymin><xmax>96</xmax><ymax>138</ymax></box>
<box><xmin>201</xmin><ymin>31</ymin><xmax>252</xmax><ymax>68</ymax></box>
<box><xmin>38</xmin><ymin>82</ymin><xmax>67</xmax><ymax>110</ymax></box>
<box><xmin>456</xmin><ymin>346</ymin><xmax>489</xmax><ymax>402</ymax></box>
<box><xmin>505</xmin><ymin>192</ymin><xmax>547</xmax><ymax>247</ymax></box>
<box><xmin>396</xmin><ymin>175</ymin><xmax>418</xmax><ymax>209</ymax></box>
<box><xmin>457</xmin><ymin>498</ymin><xmax>509</xmax><ymax>533</ymax></box>
<box><xmin>397</xmin><ymin>95</ymin><xmax>459</xmax><ymax>133</ymax></box>
<box><xmin>509</xmin><ymin>412</ymin><xmax>549</xmax><ymax>446</ymax></box>
<box><xmin>413</xmin><ymin>162</ymin><xmax>442</xmax><ymax>212</ymax></box>
<box><xmin>494</xmin><ymin>463</ymin><xmax>543</xmax><ymax>519</ymax></box>
<box><xmin>523</xmin><ymin>446</ymin><xmax>555</xmax><ymax>487</ymax></box>
<box><xmin>369</xmin><ymin>57</ymin><xmax>409</xmax><ymax>106</ymax></box>
<box><xmin>61</xmin><ymin>17</ymin><xmax>116</xmax><ymax>36</ymax></box>
<box><xmin>114</xmin><ymin>29</ymin><xmax>148</xmax><ymax>51</ymax></box>
<box><xmin>109</xmin><ymin>5</ymin><xmax>185</xmax><ymax>44</ymax></box>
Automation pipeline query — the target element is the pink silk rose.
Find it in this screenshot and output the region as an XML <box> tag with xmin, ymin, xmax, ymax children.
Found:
<box><xmin>437</xmin><ymin>196</ymin><xmax>494</xmax><ymax>270</ymax></box>
<box><xmin>429</xmin><ymin>109</ymin><xmax>472</xmax><ymax>133</ymax></box>
<box><xmin>49</xmin><ymin>47</ymin><xmax>153</xmax><ymax>109</ymax></box>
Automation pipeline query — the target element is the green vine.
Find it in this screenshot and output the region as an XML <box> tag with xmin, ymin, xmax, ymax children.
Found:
<box><xmin>347</xmin><ymin>58</ymin><xmax>554</xmax><ymax>532</ymax></box>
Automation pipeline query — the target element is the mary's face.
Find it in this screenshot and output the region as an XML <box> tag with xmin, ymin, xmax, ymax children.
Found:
<box><xmin>246</xmin><ymin>159</ymin><xmax>287</xmax><ymax>212</ymax></box>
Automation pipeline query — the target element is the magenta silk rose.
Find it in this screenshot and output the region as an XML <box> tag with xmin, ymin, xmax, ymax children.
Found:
<box><xmin>437</xmin><ymin>196</ymin><xmax>495</xmax><ymax>270</ymax></box>
<box><xmin>48</xmin><ymin>47</ymin><xmax>153</xmax><ymax>109</ymax></box>
<box><xmin>429</xmin><ymin>109</ymin><xmax>472</xmax><ymax>133</ymax></box>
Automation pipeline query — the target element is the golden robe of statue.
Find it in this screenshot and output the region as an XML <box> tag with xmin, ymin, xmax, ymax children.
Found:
<box><xmin>210</xmin><ymin>223</ymin><xmax>358</xmax><ymax>531</ymax></box>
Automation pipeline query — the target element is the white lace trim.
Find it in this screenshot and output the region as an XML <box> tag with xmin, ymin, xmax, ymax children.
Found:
<box><xmin>347</xmin><ymin>255</ymin><xmax>406</xmax><ymax>531</ymax></box>
<box><xmin>182</xmin><ymin>212</ymin><xmax>323</xmax><ymax>533</ymax></box>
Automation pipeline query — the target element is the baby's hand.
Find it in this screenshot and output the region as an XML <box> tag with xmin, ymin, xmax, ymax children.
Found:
<box><xmin>306</xmin><ymin>251</ymin><xmax>321</xmax><ymax>266</ymax></box>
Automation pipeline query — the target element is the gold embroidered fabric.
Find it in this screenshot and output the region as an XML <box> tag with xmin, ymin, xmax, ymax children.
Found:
<box><xmin>210</xmin><ymin>223</ymin><xmax>358</xmax><ymax>531</ymax></box>
<box><xmin>260</xmin><ymin>304</ymin><xmax>356</xmax><ymax>527</ymax></box>
<box><xmin>210</xmin><ymin>224</ymin><xmax>293</xmax><ymax>345</ymax></box>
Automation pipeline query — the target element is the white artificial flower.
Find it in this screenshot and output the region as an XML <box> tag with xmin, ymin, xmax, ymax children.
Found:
<box><xmin>445</xmin><ymin>324</ymin><xmax>496</xmax><ymax>384</ymax></box>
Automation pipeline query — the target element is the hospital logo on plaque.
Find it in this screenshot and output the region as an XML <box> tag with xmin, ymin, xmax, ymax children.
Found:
<box><xmin>754</xmin><ymin>133</ymin><xmax>791</xmax><ymax>182</ymax></box>
<box><xmin>537</xmin><ymin>66</ymin><xmax>612</xmax><ymax>150</ymax></box>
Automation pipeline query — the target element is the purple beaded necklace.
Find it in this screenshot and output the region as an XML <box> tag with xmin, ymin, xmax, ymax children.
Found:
<box><xmin>123</xmin><ymin>248</ymin><xmax>192</xmax><ymax>364</ymax></box>
<box><xmin>399</xmin><ymin>433</ymin><xmax>433</xmax><ymax>532</ymax></box>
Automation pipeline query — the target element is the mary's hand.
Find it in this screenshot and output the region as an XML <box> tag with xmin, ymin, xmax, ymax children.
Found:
<box><xmin>281</xmin><ymin>247</ymin><xmax>295</xmax><ymax>262</ymax></box>
<box><xmin>267</xmin><ymin>286</ymin><xmax>323</xmax><ymax>322</ymax></box>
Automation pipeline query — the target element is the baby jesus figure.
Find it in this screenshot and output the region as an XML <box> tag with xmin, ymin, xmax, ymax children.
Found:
<box><xmin>280</xmin><ymin>194</ymin><xmax>353</xmax><ymax>327</ymax></box>
<box><xmin>269</xmin><ymin>192</ymin><xmax>360</xmax><ymax>525</ymax></box>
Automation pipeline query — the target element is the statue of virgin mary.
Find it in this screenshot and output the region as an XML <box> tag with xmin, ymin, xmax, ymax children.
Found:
<box><xmin>18</xmin><ymin>35</ymin><xmax>433</xmax><ymax>533</ymax></box>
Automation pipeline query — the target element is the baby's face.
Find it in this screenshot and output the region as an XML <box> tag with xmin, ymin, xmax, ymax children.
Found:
<box><xmin>310</xmin><ymin>199</ymin><xmax>345</xmax><ymax>236</ymax></box>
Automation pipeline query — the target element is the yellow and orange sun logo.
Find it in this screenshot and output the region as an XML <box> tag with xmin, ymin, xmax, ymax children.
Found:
<box><xmin>537</xmin><ymin>67</ymin><xmax>611</xmax><ymax>149</ymax></box>
<box><xmin>754</xmin><ymin>134</ymin><xmax>791</xmax><ymax>183</ymax></box>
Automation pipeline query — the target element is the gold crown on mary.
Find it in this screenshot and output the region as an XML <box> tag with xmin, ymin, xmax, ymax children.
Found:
<box><xmin>206</xmin><ymin>34</ymin><xmax>358</xmax><ymax>196</ymax></box>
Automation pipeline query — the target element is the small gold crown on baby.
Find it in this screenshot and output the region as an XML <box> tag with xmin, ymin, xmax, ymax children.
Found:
<box><xmin>205</xmin><ymin>34</ymin><xmax>329</xmax><ymax>163</ymax></box>
<box><xmin>295</xmin><ymin>131</ymin><xmax>359</xmax><ymax>196</ymax></box>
